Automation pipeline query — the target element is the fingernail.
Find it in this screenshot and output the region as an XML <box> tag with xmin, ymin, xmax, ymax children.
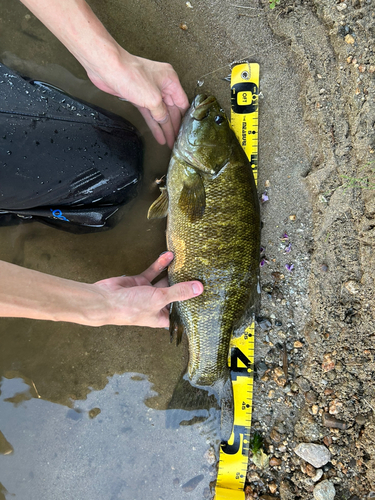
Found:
<box><xmin>159</xmin><ymin>251</ymin><xmax>173</xmax><ymax>259</ymax></box>
<box><xmin>192</xmin><ymin>283</ymin><xmax>201</xmax><ymax>295</ymax></box>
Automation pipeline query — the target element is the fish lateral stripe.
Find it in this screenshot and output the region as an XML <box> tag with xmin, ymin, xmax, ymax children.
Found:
<box><xmin>216</xmin><ymin>63</ymin><xmax>259</xmax><ymax>499</ymax></box>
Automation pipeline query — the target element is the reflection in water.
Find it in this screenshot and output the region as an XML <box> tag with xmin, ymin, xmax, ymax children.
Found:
<box><xmin>0</xmin><ymin>374</ymin><xmax>219</xmax><ymax>499</ymax></box>
<box><xmin>0</xmin><ymin>431</ymin><xmax>13</xmax><ymax>456</ymax></box>
<box><xmin>0</xmin><ymin>483</ymin><xmax>14</xmax><ymax>500</ymax></box>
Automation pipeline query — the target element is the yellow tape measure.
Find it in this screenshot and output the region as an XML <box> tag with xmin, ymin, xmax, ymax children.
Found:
<box><xmin>215</xmin><ymin>62</ymin><xmax>259</xmax><ymax>500</ymax></box>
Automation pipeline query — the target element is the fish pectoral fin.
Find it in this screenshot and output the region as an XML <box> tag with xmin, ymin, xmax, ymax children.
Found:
<box><xmin>169</xmin><ymin>303</ymin><xmax>185</xmax><ymax>346</ymax></box>
<box><xmin>147</xmin><ymin>187</ymin><xmax>169</xmax><ymax>219</ymax></box>
<box><xmin>178</xmin><ymin>172</ymin><xmax>205</xmax><ymax>223</ymax></box>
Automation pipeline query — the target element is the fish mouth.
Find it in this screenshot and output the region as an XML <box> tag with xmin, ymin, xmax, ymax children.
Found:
<box><xmin>191</xmin><ymin>95</ymin><xmax>217</xmax><ymax>120</ymax></box>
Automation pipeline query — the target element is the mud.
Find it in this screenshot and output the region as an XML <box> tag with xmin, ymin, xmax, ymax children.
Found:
<box><xmin>0</xmin><ymin>0</ymin><xmax>375</xmax><ymax>498</ymax></box>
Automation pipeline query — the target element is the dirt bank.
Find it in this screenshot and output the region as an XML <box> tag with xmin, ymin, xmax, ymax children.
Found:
<box><xmin>250</xmin><ymin>0</ymin><xmax>375</xmax><ymax>497</ymax></box>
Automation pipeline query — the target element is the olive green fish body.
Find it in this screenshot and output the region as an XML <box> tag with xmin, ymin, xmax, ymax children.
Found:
<box><xmin>148</xmin><ymin>95</ymin><xmax>260</xmax><ymax>397</ymax></box>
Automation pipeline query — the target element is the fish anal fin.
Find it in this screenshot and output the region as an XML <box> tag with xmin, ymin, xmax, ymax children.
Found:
<box><xmin>169</xmin><ymin>304</ymin><xmax>185</xmax><ymax>346</ymax></box>
<box><xmin>178</xmin><ymin>171</ymin><xmax>205</xmax><ymax>223</ymax></box>
<box><xmin>147</xmin><ymin>187</ymin><xmax>169</xmax><ymax>219</ymax></box>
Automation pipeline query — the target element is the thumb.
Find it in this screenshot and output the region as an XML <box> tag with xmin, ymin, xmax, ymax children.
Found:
<box><xmin>163</xmin><ymin>281</ymin><xmax>203</xmax><ymax>305</ymax></box>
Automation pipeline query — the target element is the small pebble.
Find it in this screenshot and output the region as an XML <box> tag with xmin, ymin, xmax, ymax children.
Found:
<box><xmin>258</xmin><ymin>317</ymin><xmax>272</xmax><ymax>330</ymax></box>
<box><xmin>305</xmin><ymin>390</ymin><xmax>318</xmax><ymax>404</ymax></box>
<box><xmin>273</xmin><ymin>367</ymin><xmax>287</xmax><ymax>387</ymax></box>
<box><xmin>179</xmin><ymin>23</ymin><xmax>188</xmax><ymax>30</ymax></box>
<box><xmin>322</xmin><ymin>412</ymin><xmax>347</xmax><ymax>429</ymax></box>
<box><xmin>322</xmin><ymin>353</ymin><xmax>335</xmax><ymax>372</ymax></box>
<box><xmin>269</xmin><ymin>483</ymin><xmax>277</xmax><ymax>494</ymax></box>
<box><xmin>355</xmin><ymin>414</ymin><xmax>367</xmax><ymax>426</ymax></box>
<box><xmin>329</xmin><ymin>400</ymin><xmax>342</xmax><ymax>415</ymax></box>
<box><xmin>312</xmin><ymin>469</ymin><xmax>324</xmax><ymax>482</ymax></box>
<box><xmin>312</xmin><ymin>405</ymin><xmax>319</xmax><ymax>415</ymax></box>
<box><xmin>323</xmin><ymin>436</ymin><xmax>333</xmax><ymax>447</ymax></box>
<box><xmin>88</xmin><ymin>408</ymin><xmax>101</xmax><ymax>419</ymax></box>
<box><xmin>345</xmin><ymin>34</ymin><xmax>355</xmax><ymax>44</ymax></box>
<box><xmin>295</xmin><ymin>376</ymin><xmax>311</xmax><ymax>392</ymax></box>
<box><xmin>336</xmin><ymin>2</ymin><xmax>347</xmax><ymax>9</ymax></box>
<box><xmin>303</xmin><ymin>462</ymin><xmax>317</xmax><ymax>477</ymax></box>
<box><xmin>270</xmin><ymin>429</ymin><xmax>281</xmax><ymax>442</ymax></box>
<box><xmin>291</xmin><ymin>382</ymin><xmax>299</xmax><ymax>392</ymax></box>
<box><xmin>271</xmin><ymin>272</ymin><xmax>283</xmax><ymax>281</ymax></box>
<box><xmin>269</xmin><ymin>457</ymin><xmax>282</xmax><ymax>467</ymax></box>
<box><xmin>294</xmin><ymin>443</ymin><xmax>331</xmax><ymax>468</ymax></box>
<box><xmin>344</xmin><ymin>280</ymin><xmax>359</xmax><ymax>294</ymax></box>
<box><xmin>313</xmin><ymin>479</ymin><xmax>336</xmax><ymax>500</ymax></box>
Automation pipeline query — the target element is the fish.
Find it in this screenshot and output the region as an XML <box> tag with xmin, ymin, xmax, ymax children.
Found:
<box><xmin>148</xmin><ymin>94</ymin><xmax>260</xmax><ymax>420</ymax></box>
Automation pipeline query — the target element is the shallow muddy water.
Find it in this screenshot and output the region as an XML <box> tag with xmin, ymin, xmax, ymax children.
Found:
<box><xmin>0</xmin><ymin>0</ymin><xmax>314</xmax><ymax>498</ymax></box>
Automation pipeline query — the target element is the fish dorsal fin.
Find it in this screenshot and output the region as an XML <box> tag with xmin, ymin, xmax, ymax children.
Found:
<box><xmin>178</xmin><ymin>170</ymin><xmax>205</xmax><ymax>223</ymax></box>
<box><xmin>147</xmin><ymin>187</ymin><xmax>169</xmax><ymax>219</ymax></box>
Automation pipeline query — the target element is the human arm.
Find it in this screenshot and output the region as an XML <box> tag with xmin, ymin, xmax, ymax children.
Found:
<box><xmin>19</xmin><ymin>0</ymin><xmax>189</xmax><ymax>148</ymax></box>
<box><xmin>0</xmin><ymin>252</ymin><xmax>203</xmax><ymax>327</ymax></box>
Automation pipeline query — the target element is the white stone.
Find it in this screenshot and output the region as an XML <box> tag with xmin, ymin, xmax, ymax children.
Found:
<box><xmin>313</xmin><ymin>480</ymin><xmax>336</xmax><ymax>500</ymax></box>
<box><xmin>294</xmin><ymin>443</ymin><xmax>331</xmax><ymax>468</ymax></box>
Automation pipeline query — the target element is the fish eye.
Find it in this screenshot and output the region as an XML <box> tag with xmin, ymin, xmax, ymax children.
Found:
<box><xmin>214</xmin><ymin>115</ymin><xmax>225</xmax><ymax>125</ymax></box>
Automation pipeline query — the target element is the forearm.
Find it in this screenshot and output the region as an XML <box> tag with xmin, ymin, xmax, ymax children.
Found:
<box><xmin>20</xmin><ymin>0</ymin><xmax>189</xmax><ymax>148</ymax></box>
<box><xmin>19</xmin><ymin>0</ymin><xmax>124</xmax><ymax>73</ymax></box>
<box><xmin>0</xmin><ymin>260</ymin><xmax>106</xmax><ymax>325</ymax></box>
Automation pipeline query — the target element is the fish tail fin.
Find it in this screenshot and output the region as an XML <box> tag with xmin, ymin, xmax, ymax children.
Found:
<box><xmin>166</xmin><ymin>370</ymin><xmax>234</xmax><ymax>442</ymax></box>
<box><xmin>166</xmin><ymin>373</ymin><xmax>219</xmax><ymax>429</ymax></box>
<box><xmin>167</xmin><ymin>373</ymin><xmax>219</xmax><ymax>411</ymax></box>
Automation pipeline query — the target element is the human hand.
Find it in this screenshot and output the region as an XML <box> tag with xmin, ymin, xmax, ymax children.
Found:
<box><xmin>93</xmin><ymin>251</ymin><xmax>203</xmax><ymax>328</ymax></box>
<box><xmin>86</xmin><ymin>50</ymin><xmax>189</xmax><ymax>149</ymax></box>
<box><xmin>19</xmin><ymin>0</ymin><xmax>188</xmax><ymax>148</ymax></box>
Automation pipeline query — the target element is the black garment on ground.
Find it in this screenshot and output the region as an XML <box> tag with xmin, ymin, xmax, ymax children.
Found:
<box><xmin>0</xmin><ymin>62</ymin><xmax>143</xmax><ymax>230</ymax></box>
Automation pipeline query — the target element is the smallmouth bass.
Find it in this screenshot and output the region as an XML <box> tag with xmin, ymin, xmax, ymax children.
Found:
<box><xmin>148</xmin><ymin>94</ymin><xmax>260</xmax><ymax>408</ymax></box>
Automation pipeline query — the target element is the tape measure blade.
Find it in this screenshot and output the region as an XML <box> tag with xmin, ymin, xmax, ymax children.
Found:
<box><xmin>215</xmin><ymin>64</ymin><xmax>259</xmax><ymax>499</ymax></box>
<box><xmin>215</xmin><ymin>487</ymin><xmax>246</xmax><ymax>500</ymax></box>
